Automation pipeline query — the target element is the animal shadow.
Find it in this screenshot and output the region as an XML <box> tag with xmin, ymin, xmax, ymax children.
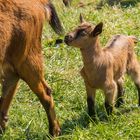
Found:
<box><xmin>61</xmin><ymin>105</ymin><xmax>140</xmax><ymax>135</ymax></box>
<box><xmin>61</xmin><ymin>107</ymin><xmax>109</xmax><ymax>135</ymax></box>
<box><xmin>97</xmin><ymin>0</ymin><xmax>139</xmax><ymax>9</ymax></box>
<box><xmin>115</xmin><ymin>104</ymin><xmax>140</xmax><ymax>116</ymax></box>
<box><xmin>61</xmin><ymin>111</ymin><xmax>93</xmax><ymax>135</ymax></box>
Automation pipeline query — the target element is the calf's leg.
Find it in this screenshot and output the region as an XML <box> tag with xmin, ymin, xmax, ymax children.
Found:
<box><xmin>104</xmin><ymin>81</ymin><xmax>117</xmax><ymax>115</ymax></box>
<box><xmin>128</xmin><ymin>58</ymin><xmax>140</xmax><ymax>106</ymax></box>
<box><xmin>85</xmin><ymin>83</ymin><xmax>96</xmax><ymax>119</ymax></box>
<box><xmin>135</xmin><ymin>84</ymin><xmax>140</xmax><ymax>106</ymax></box>
<box><xmin>115</xmin><ymin>78</ymin><xmax>125</xmax><ymax>107</ymax></box>
<box><xmin>81</xmin><ymin>68</ymin><xmax>96</xmax><ymax>118</ymax></box>
<box><xmin>128</xmin><ymin>62</ymin><xmax>140</xmax><ymax>106</ymax></box>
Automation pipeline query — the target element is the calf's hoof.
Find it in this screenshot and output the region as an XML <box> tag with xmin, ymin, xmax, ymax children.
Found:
<box><xmin>105</xmin><ymin>102</ymin><xmax>113</xmax><ymax>115</ymax></box>
<box><xmin>88</xmin><ymin>112</ymin><xmax>96</xmax><ymax>121</ymax></box>
<box><xmin>115</xmin><ymin>98</ymin><xmax>124</xmax><ymax>108</ymax></box>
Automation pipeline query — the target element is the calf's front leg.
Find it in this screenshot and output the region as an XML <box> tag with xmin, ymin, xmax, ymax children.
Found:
<box><xmin>81</xmin><ymin>68</ymin><xmax>96</xmax><ymax>118</ymax></box>
<box><xmin>85</xmin><ymin>83</ymin><xmax>96</xmax><ymax>119</ymax></box>
<box><xmin>104</xmin><ymin>81</ymin><xmax>117</xmax><ymax>115</ymax></box>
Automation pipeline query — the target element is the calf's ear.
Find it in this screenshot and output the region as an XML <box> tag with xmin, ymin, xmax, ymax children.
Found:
<box><xmin>90</xmin><ymin>22</ymin><xmax>103</xmax><ymax>37</ymax></box>
<box><xmin>79</xmin><ymin>13</ymin><xmax>85</xmax><ymax>23</ymax></box>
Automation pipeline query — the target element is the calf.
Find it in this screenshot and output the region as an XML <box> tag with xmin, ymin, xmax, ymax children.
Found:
<box><xmin>64</xmin><ymin>15</ymin><xmax>140</xmax><ymax>118</ymax></box>
<box><xmin>0</xmin><ymin>0</ymin><xmax>63</xmax><ymax>136</ymax></box>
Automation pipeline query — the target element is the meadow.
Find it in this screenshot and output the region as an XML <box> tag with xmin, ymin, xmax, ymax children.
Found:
<box><xmin>1</xmin><ymin>0</ymin><xmax>140</xmax><ymax>139</ymax></box>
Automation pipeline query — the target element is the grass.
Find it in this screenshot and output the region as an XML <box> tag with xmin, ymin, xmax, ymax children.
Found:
<box><xmin>1</xmin><ymin>0</ymin><xmax>140</xmax><ymax>139</ymax></box>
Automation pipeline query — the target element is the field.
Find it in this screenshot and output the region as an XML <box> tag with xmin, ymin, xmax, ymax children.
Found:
<box><xmin>1</xmin><ymin>0</ymin><xmax>140</xmax><ymax>139</ymax></box>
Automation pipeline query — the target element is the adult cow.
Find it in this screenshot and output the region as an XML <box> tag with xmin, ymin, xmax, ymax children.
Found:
<box><xmin>0</xmin><ymin>0</ymin><xmax>63</xmax><ymax>136</ymax></box>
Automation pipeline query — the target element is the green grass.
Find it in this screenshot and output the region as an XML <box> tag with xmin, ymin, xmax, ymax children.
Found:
<box><xmin>1</xmin><ymin>0</ymin><xmax>140</xmax><ymax>139</ymax></box>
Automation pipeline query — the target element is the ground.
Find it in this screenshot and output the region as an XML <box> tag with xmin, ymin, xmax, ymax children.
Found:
<box><xmin>0</xmin><ymin>0</ymin><xmax>140</xmax><ymax>139</ymax></box>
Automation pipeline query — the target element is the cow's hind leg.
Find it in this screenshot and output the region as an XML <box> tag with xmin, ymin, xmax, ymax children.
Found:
<box><xmin>30</xmin><ymin>80</ymin><xmax>60</xmax><ymax>136</ymax></box>
<box><xmin>18</xmin><ymin>58</ymin><xmax>60</xmax><ymax>136</ymax></box>
<box><xmin>0</xmin><ymin>67</ymin><xmax>19</xmax><ymax>133</ymax></box>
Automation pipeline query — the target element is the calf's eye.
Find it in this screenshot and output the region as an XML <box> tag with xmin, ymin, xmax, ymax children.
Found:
<box><xmin>80</xmin><ymin>31</ymin><xmax>87</xmax><ymax>36</ymax></box>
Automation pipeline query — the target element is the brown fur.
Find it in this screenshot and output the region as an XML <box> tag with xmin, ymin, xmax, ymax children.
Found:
<box><xmin>0</xmin><ymin>0</ymin><xmax>63</xmax><ymax>136</ymax></box>
<box><xmin>64</xmin><ymin>15</ymin><xmax>140</xmax><ymax>117</ymax></box>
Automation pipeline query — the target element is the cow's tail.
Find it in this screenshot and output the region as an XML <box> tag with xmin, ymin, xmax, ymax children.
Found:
<box><xmin>46</xmin><ymin>3</ymin><xmax>64</xmax><ymax>35</ymax></box>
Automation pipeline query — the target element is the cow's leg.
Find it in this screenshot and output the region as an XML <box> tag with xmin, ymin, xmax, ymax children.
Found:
<box><xmin>18</xmin><ymin>57</ymin><xmax>60</xmax><ymax>136</ymax></box>
<box><xmin>0</xmin><ymin>69</ymin><xmax>19</xmax><ymax>133</ymax></box>
<box><xmin>30</xmin><ymin>79</ymin><xmax>60</xmax><ymax>136</ymax></box>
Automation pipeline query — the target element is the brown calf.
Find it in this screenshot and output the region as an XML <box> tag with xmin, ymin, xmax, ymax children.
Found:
<box><xmin>64</xmin><ymin>15</ymin><xmax>140</xmax><ymax>118</ymax></box>
<box><xmin>0</xmin><ymin>0</ymin><xmax>63</xmax><ymax>136</ymax></box>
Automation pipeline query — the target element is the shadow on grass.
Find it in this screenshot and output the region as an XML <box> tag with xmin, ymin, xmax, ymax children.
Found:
<box><xmin>61</xmin><ymin>107</ymin><xmax>109</xmax><ymax>135</ymax></box>
<box><xmin>120</xmin><ymin>0</ymin><xmax>139</xmax><ymax>7</ymax></box>
<box><xmin>61</xmin><ymin>105</ymin><xmax>140</xmax><ymax>135</ymax></box>
<box><xmin>97</xmin><ymin>0</ymin><xmax>139</xmax><ymax>9</ymax></box>
<box><xmin>61</xmin><ymin>112</ymin><xmax>90</xmax><ymax>135</ymax></box>
<box><xmin>0</xmin><ymin>131</ymin><xmax>51</xmax><ymax>140</ymax></box>
<box><xmin>115</xmin><ymin>104</ymin><xmax>140</xmax><ymax>116</ymax></box>
<box><xmin>0</xmin><ymin>107</ymin><xmax>138</xmax><ymax>139</ymax></box>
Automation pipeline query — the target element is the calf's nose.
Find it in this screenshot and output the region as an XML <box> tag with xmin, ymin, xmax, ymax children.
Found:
<box><xmin>64</xmin><ymin>34</ymin><xmax>73</xmax><ymax>44</ymax></box>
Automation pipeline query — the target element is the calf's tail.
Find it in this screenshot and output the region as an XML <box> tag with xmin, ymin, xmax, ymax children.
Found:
<box><xmin>128</xmin><ymin>36</ymin><xmax>138</xmax><ymax>44</ymax></box>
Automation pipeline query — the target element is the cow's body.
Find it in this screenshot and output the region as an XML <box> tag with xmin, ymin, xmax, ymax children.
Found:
<box><xmin>0</xmin><ymin>0</ymin><xmax>63</xmax><ymax>136</ymax></box>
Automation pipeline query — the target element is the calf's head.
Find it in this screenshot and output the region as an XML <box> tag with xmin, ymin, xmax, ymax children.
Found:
<box><xmin>64</xmin><ymin>14</ymin><xmax>103</xmax><ymax>49</ymax></box>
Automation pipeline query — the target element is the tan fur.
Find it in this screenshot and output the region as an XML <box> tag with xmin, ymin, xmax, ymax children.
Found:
<box><xmin>0</xmin><ymin>0</ymin><xmax>62</xmax><ymax>136</ymax></box>
<box><xmin>64</xmin><ymin>17</ymin><xmax>140</xmax><ymax>116</ymax></box>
